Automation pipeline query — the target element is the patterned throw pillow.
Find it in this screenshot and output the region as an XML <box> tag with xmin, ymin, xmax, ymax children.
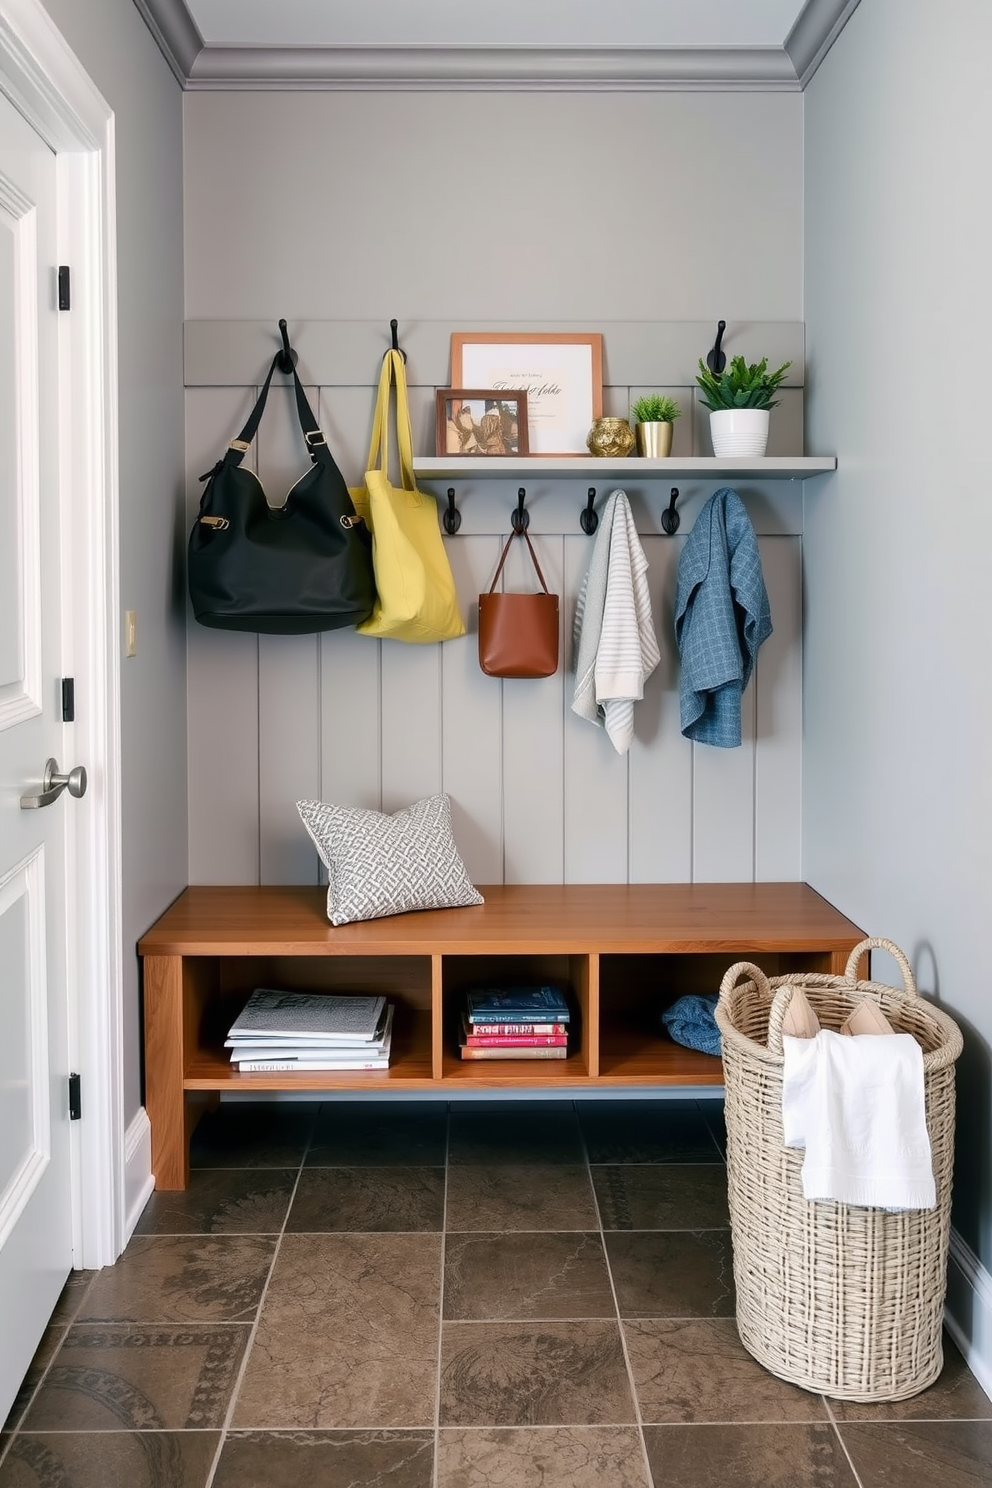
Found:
<box><xmin>297</xmin><ymin>793</ymin><xmax>484</xmax><ymax>926</ymax></box>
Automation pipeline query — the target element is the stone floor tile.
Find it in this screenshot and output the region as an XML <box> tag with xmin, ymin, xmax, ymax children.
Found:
<box><xmin>0</xmin><ymin>1430</ymin><xmax>219</xmax><ymax>1487</ymax></box>
<box><xmin>233</xmin><ymin>1232</ymin><xmax>441</xmax><ymax>1429</ymax></box>
<box><xmin>20</xmin><ymin>1324</ymin><xmax>250</xmax><ymax>1431</ymax></box>
<box><xmin>190</xmin><ymin>1101</ymin><xmax>318</xmax><ymax>1169</ymax></box>
<box><xmin>448</xmin><ymin>1103</ymin><xmax>584</xmax><ymax>1166</ymax></box>
<box><xmin>577</xmin><ymin>1100</ymin><xmax>722</xmax><ymax>1164</ymax></box>
<box><xmin>135</xmin><ymin>1170</ymin><xmax>296</xmax><ymax>1235</ymax></box>
<box><xmin>306</xmin><ymin>1102</ymin><xmax>448</xmax><ymax>1167</ymax></box>
<box><xmin>593</xmin><ymin>1164</ymin><xmax>730</xmax><ymax>1230</ymax></box>
<box><xmin>77</xmin><ymin>1236</ymin><xmax>275</xmax><ymax>1325</ymax></box>
<box><xmin>212</xmin><ymin>1429</ymin><xmax>434</xmax><ymax>1488</ymax></box>
<box><xmin>605</xmin><ymin>1230</ymin><xmax>735</xmax><ymax>1317</ymax></box>
<box><xmin>286</xmin><ymin>1166</ymin><xmax>444</xmax><ymax>1232</ymax></box>
<box><xmin>624</xmin><ymin>1318</ymin><xmax>827</xmax><ymax>1423</ymax></box>
<box><xmin>436</xmin><ymin>1426</ymin><xmax>651</xmax><ymax>1486</ymax></box>
<box><xmin>642</xmin><ymin>1422</ymin><xmax>858</xmax><ymax>1487</ymax></box>
<box><xmin>446</xmin><ymin>1162</ymin><xmax>597</xmax><ymax>1231</ymax></box>
<box><xmin>838</xmin><ymin>1420</ymin><xmax>992</xmax><ymax>1487</ymax></box>
<box><xmin>439</xmin><ymin>1319</ymin><xmax>635</xmax><ymax>1426</ymax></box>
<box><xmin>444</xmin><ymin>1231</ymin><xmax>615</xmax><ymax>1320</ymax></box>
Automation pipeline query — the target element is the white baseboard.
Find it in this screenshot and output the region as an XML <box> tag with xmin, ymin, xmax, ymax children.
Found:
<box><xmin>122</xmin><ymin>1107</ymin><xmax>154</xmax><ymax>1247</ymax></box>
<box><xmin>945</xmin><ymin>1228</ymin><xmax>992</xmax><ymax>1402</ymax></box>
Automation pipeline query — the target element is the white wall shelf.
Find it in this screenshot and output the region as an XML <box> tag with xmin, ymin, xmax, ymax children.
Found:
<box><xmin>413</xmin><ymin>456</ymin><xmax>837</xmax><ymax>481</ymax></box>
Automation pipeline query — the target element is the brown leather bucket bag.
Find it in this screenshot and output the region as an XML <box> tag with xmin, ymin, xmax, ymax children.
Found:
<box><xmin>478</xmin><ymin>527</ymin><xmax>559</xmax><ymax>679</ymax></box>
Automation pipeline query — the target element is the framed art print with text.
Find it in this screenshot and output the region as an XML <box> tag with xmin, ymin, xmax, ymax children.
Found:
<box><xmin>450</xmin><ymin>332</ymin><xmax>603</xmax><ymax>455</ymax></box>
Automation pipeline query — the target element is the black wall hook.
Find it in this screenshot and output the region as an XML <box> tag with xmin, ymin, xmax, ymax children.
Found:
<box><xmin>706</xmin><ymin>319</ymin><xmax>727</xmax><ymax>376</ymax></box>
<box><xmin>388</xmin><ymin>318</ymin><xmax>407</xmax><ymax>363</ymax></box>
<box><xmin>661</xmin><ymin>487</ymin><xmax>681</xmax><ymax>536</ymax></box>
<box><xmin>580</xmin><ymin>487</ymin><xmax>599</xmax><ymax>535</ymax></box>
<box><xmin>276</xmin><ymin>318</ymin><xmax>297</xmax><ymax>374</ymax></box>
<box><xmin>511</xmin><ymin>487</ymin><xmax>530</xmax><ymax>533</ymax></box>
<box><xmin>443</xmin><ymin>487</ymin><xmax>461</xmax><ymax>536</ymax></box>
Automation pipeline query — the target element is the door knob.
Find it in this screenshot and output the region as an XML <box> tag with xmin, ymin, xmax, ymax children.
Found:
<box><xmin>20</xmin><ymin>758</ymin><xmax>88</xmax><ymax>810</ymax></box>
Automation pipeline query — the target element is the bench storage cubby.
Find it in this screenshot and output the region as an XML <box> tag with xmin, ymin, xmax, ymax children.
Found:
<box><xmin>139</xmin><ymin>881</ymin><xmax>864</xmax><ymax>1189</ymax></box>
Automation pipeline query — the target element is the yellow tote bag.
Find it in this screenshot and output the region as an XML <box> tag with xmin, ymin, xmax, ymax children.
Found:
<box><xmin>350</xmin><ymin>350</ymin><xmax>465</xmax><ymax>642</ymax></box>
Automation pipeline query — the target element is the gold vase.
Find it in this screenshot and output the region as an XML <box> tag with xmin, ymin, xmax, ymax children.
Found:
<box><xmin>586</xmin><ymin>417</ymin><xmax>635</xmax><ymax>458</ymax></box>
<box><xmin>635</xmin><ymin>421</ymin><xmax>674</xmax><ymax>458</ymax></box>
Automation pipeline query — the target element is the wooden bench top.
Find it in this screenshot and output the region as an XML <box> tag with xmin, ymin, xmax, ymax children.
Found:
<box><xmin>138</xmin><ymin>882</ymin><xmax>864</xmax><ymax>958</ymax></box>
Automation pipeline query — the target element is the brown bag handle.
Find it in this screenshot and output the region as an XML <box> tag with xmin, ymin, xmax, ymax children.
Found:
<box><xmin>487</xmin><ymin>527</ymin><xmax>551</xmax><ymax>595</ymax></box>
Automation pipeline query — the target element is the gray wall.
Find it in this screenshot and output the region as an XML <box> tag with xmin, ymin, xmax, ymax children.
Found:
<box><xmin>804</xmin><ymin>2</ymin><xmax>992</xmax><ymax>1265</ymax></box>
<box><xmin>39</xmin><ymin>0</ymin><xmax>188</xmax><ymax>1121</ymax></box>
<box><xmin>183</xmin><ymin>91</ymin><xmax>802</xmax><ymax>322</ymax></box>
<box><xmin>181</xmin><ymin>92</ymin><xmax>805</xmax><ymax>889</ymax></box>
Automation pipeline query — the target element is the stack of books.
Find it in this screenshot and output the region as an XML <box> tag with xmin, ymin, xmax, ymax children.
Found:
<box><xmin>459</xmin><ymin>985</ymin><xmax>569</xmax><ymax>1060</ymax></box>
<box><xmin>226</xmin><ymin>988</ymin><xmax>393</xmax><ymax>1072</ymax></box>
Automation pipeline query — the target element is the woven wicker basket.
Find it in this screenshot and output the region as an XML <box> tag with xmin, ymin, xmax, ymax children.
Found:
<box><xmin>715</xmin><ymin>937</ymin><xmax>963</xmax><ymax>1402</ymax></box>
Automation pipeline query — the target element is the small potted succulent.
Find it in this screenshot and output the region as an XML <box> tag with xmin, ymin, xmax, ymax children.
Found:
<box><xmin>630</xmin><ymin>393</ymin><xmax>681</xmax><ymax>458</ymax></box>
<box><xmin>695</xmin><ymin>355</ymin><xmax>792</xmax><ymax>457</ymax></box>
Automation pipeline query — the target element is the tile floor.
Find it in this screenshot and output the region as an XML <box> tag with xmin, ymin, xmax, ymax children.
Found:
<box><xmin>2</xmin><ymin>1097</ymin><xmax>991</xmax><ymax>1487</ymax></box>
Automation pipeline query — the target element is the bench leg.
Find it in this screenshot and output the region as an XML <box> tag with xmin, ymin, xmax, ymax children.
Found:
<box><xmin>143</xmin><ymin>954</ymin><xmax>190</xmax><ymax>1190</ymax></box>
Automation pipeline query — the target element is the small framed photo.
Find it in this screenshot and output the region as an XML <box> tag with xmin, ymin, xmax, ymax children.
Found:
<box><xmin>435</xmin><ymin>389</ymin><xmax>529</xmax><ymax>458</ymax></box>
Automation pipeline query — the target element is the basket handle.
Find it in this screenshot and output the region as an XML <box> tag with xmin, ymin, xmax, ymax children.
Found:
<box><xmin>843</xmin><ymin>937</ymin><xmax>918</xmax><ymax>998</ymax></box>
<box><xmin>718</xmin><ymin>961</ymin><xmax>773</xmax><ymax>1005</ymax></box>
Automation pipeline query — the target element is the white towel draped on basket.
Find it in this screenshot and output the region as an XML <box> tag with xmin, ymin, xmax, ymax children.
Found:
<box><xmin>571</xmin><ymin>489</ymin><xmax>660</xmax><ymax>755</ymax></box>
<box><xmin>782</xmin><ymin>1029</ymin><xmax>936</xmax><ymax>1211</ymax></box>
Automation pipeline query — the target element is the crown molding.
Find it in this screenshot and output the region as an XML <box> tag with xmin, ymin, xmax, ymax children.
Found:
<box><xmin>134</xmin><ymin>0</ymin><xmax>860</xmax><ymax>91</ymax></box>
<box><xmin>186</xmin><ymin>45</ymin><xmax>799</xmax><ymax>92</ymax></box>
<box><xmin>785</xmin><ymin>0</ymin><xmax>861</xmax><ymax>87</ymax></box>
<box><xmin>131</xmin><ymin>0</ymin><xmax>201</xmax><ymax>85</ymax></box>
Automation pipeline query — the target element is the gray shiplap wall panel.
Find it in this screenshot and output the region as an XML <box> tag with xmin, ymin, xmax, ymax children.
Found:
<box><xmin>255</xmin><ymin>383</ymin><xmax>323</xmax><ymax>882</ymax></box>
<box><xmin>185</xmin><ymin>324</ymin><xmax>809</xmax><ymax>889</ymax></box>
<box><xmin>380</xmin><ymin>642</ymin><xmax>443</xmax><ymax>812</ymax></box>
<box><xmin>320</xmin><ymin>384</ymin><xmax>379</xmax><ymax>489</ymax></box>
<box><xmin>500</xmin><ymin>533</ymin><xmax>566</xmax><ymax>884</ymax></box>
<box><xmin>258</xmin><ymin>634</ymin><xmax>321</xmax><ymax>884</ymax></box>
<box><xmin>754</xmin><ymin>537</ymin><xmax>803</xmax><ymax>881</ymax></box>
<box><xmin>562</xmin><ymin>533</ymin><xmax>630</xmax><ymax>884</ymax></box>
<box><xmin>441</xmin><ymin>536</ymin><xmax>504</xmax><ymax>886</ymax></box>
<box><xmin>692</xmin><ymin>624</ymin><xmax>759</xmax><ymax>884</ymax></box>
<box><xmin>319</xmin><ymin>630</ymin><xmax>381</xmax><ymax>809</ymax></box>
<box><xmin>628</xmin><ymin>535</ymin><xmax>694</xmax><ymax>883</ymax></box>
<box><xmin>186</xmin><ymin>387</ymin><xmax>262</xmax><ymax>884</ymax></box>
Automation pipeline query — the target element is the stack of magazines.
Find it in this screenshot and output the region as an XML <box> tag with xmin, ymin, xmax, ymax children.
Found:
<box><xmin>459</xmin><ymin>986</ymin><xmax>569</xmax><ymax>1061</ymax></box>
<box><xmin>226</xmin><ymin>988</ymin><xmax>393</xmax><ymax>1072</ymax></box>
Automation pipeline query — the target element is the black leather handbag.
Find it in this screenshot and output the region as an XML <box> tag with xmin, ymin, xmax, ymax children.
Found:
<box><xmin>188</xmin><ymin>353</ymin><xmax>376</xmax><ymax>634</ymax></box>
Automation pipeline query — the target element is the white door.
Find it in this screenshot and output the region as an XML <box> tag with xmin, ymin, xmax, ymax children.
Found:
<box><xmin>0</xmin><ymin>88</ymin><xmax>75</xmax><ymax>1421</ymax></box>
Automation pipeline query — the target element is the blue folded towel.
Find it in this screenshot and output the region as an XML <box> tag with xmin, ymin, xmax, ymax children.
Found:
<box><xmin>674</xmin><ymin>488</ymin><xmax>772</xmax><ymax>747</ymax></box>
<box><xmin>661</xmin><ymin>994</ymin><xmax>722</xmax><ymax>1057</ymax></box>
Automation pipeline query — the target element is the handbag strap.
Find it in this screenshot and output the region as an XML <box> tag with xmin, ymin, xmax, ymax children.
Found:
<box><xmin>487</xmin><ymin>527</ymin><xmax>551</xmax><ymax>595</ymax></box>
<box><xmin>222</xmin><ymin>352</ymin><xmax>335</xmax><ymax>472</ymax></box>
<box><xmin>365</xmin><ymin>349</ymin><xmax>416</xmax><ymax>491</ymax></box>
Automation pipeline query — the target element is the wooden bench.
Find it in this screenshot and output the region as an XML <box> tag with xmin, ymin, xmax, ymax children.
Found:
<box><xmin>138</xmin><ymin>881</ymin><xmax>864</xmax><ymax>1189</ymax></box>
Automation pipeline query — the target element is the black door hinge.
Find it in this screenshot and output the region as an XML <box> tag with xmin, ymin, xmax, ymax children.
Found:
<box><xmin>61</xmin><ymin>677</ymin><xmax>75</xmax><ymax>722</ymax></box>
<box><xmin>68</xmin><ymin>1072</ymin><xmax>81</xmax><ymax>1120</ymax></box>
<box><xmin>58</xmin><ymin>266</ymin><xmax>71</xmax><ymax>311</ymax></box>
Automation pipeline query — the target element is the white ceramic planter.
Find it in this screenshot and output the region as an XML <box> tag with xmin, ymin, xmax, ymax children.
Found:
<box><xmin>709</xmin><ymin>408</ymin><xmax>770</xmax><ymax>457</ymax></box>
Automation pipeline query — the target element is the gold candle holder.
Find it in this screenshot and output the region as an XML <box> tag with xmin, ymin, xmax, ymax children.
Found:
<box><xmin>586</xmin><ymin>417</ymin><xmax>635</xmax><ymax>458</ymax></box>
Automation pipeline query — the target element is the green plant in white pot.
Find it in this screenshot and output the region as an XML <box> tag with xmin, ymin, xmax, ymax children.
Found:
<box><xmin>695</xmin><ymin>355</ymin><xmax>792</xmax><ymax>457</ymax></box>
<box><xmin>631</xmin><ymin>394</ymin><xmax>681</xmax><ymax>457</ymax></box>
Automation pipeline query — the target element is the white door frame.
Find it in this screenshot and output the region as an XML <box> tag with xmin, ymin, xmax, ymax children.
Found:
<box><xmin>0</xmin><ymin>0</ymin><xmax>123</xmax><ymax>1268</ymax></box>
